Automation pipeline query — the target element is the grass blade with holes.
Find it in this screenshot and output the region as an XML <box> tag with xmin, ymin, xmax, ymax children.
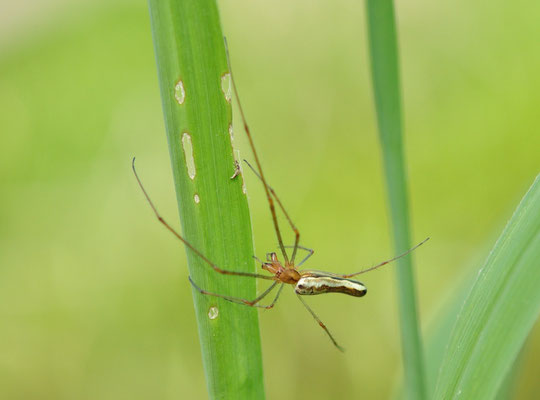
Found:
<box><xmin>147</xmin><ymin>1</ymin><xmax>265</xmax><ymax>399</ymax></box>
<box><xmin>365</xmin><ymin>1</ymin><xmax>427</xmax><ymax>399</ymax></box>
<box><xmin>434</xmin><ymin>174</ymin><xmax>540</xmax><ymax>399</ymax></box>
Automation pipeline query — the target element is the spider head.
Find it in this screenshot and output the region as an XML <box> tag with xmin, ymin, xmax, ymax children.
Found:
<box><xmin>260</xmin><ymin>252</ymin><xmax>300</xmax><ymax>284</ymax></box>
<box><xmin>261</xmin><ymin>255</ymin><xmax>283</xmax><ymax>276</ymax></box>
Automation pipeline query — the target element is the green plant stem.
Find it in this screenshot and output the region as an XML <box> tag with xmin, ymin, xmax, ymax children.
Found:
<box><xmin>365</xmin><ymin>1</ymin><xmax>427</xmax><ymax>399</ymax></box>
<box><xmin>147</xmin><ymin>1</ymin><xmax>265</xmax><ymax>399</ymax></box>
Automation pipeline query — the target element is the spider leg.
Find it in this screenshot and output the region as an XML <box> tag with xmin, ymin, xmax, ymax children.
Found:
<box><xmin>133</xmin><ymin>158</ymin><xmax>274</xmax><ymax>281</ymax></box>
<box><xmin>244</xmin><ymin>159</ymin><xmax>301</xmax><ymax>263</ymax></box>
<box><xmin>252</xmin><ymin>255</ymin><xmax>265</xmax><ymax>265</ymax></box>
<box><xmin>284</xmin><ymin>245</ymin><xmax>314</xmax><ymax>267</ymax></box>
<box><xmin>296</xmin><ymin>295</ymin><xmax>345</xmax><ymax>352</ymax></box>
<box><xmin>189</xmin><ymin>277</ymin><xmax>285</xmax><ymax>309</ymax></box>
<box><xmin>339</xmin><ymin>237</ymin><xmax>430</xmax><ymax>278</ymax></box>
<box><xmin>224</xmin><ymin>38</ymin><xmax>298</xmax><ymax>265</ymax></box>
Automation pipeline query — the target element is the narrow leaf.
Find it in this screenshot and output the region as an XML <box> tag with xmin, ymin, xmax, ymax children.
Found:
<box><xmin>147</xmin><ymin>1</ymin><xmax>265</xmax><ymax>399</ymax></box>
<box><xmin>434</xmin><ymin>174</ymin><xmax>540</xmax><ymax>399</ymax></box>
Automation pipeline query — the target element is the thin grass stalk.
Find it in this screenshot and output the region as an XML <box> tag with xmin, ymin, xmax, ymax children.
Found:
<box><xmin>365</xmin><ymin>1</ymin><xmax>427</xmax><ymax>399</ymax></box>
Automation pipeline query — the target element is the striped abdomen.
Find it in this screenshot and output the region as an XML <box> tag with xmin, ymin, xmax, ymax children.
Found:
<box><xmin>295</xmin><ymin>275</ymin><xmax>367</xmax><ymax>297</ymax></box>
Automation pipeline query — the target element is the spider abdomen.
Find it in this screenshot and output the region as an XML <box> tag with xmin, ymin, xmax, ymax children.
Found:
<box><xmin>295</xmin><ymin>275</ymin><xmax>367</xmax><ymax>297</ymax></box>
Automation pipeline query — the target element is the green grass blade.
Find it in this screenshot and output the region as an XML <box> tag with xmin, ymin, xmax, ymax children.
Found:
<box><xmin>365</xmin><ymin>1</ymin><xmax>427</xmax><ymax>399</ymax></box>
<box><xmin>409</xmin><ymin>263</ymin><xmax>523</xmax><ymax>399</ymax></box>
<box><xmin>147</xmin><ymin>1</ymin><xmax>265</xmax><ymax>399</ymax></box>
<box><xmin>434</xmin><ymin>175</ymin><xmax>540</xmax><ymax>399</ymax></box>
<box><xmin>420</xmin><ymin>279</ymin><xmax>473</xmax><ymax>397</ymax></box>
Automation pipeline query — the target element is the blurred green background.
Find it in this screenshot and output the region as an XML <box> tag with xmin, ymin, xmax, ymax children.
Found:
<box><xmin>1</xmin><ymin>0</ymin><xmax>539</xmax><ymax>399</ymax></box>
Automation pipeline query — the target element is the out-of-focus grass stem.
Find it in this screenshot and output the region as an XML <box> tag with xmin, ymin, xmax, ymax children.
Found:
<box><xmin>365</xmin><ymin>1</ymin><xmax>427</xmax><ymax>399</ymax></box>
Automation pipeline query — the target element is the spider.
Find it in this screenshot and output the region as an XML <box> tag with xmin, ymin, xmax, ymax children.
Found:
<box><xmin>133</xmin><ymin>40</ymin><xmax>428</xmax><ymax>351</ymax></box>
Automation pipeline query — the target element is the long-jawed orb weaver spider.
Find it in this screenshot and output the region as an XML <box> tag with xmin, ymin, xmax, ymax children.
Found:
<box><xmin>133</xmin><ymin>39</ymin><xmax>429</xmax><ymax>351</ymax></box>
